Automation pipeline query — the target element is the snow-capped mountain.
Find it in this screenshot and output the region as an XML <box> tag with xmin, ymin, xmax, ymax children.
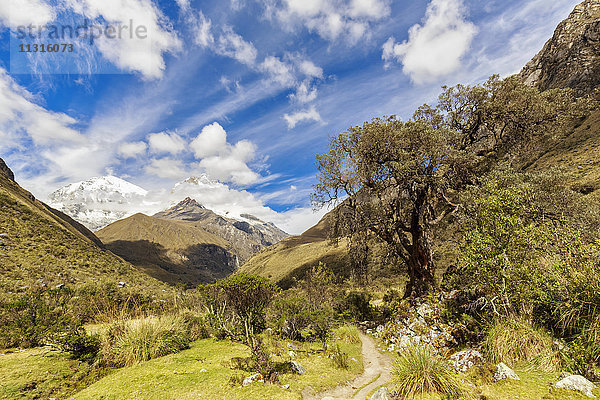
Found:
<box><xmin>48</xmin><ymin>176</ymin><xmax>150</xmax><ymax>231</ymax></box>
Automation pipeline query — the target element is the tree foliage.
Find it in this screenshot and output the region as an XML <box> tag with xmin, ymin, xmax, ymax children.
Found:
<box><xmin>313</xmin><ymin>76</ymin><xmax>588</xmax><ymax>296</ymax></box>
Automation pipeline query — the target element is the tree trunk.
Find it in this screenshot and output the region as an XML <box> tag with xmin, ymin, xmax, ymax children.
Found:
<box><xmin>404</xmin><ymin>222</ymin><xmax>436</xmax><ymax>298</ymax></box>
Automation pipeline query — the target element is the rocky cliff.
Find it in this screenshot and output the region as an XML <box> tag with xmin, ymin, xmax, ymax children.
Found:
<box><xmin>520</xmin><ymin>0</ymin><xmax>600</xmax><ymax>96</ymax></box>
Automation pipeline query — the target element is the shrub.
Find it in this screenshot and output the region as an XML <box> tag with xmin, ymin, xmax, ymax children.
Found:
<box><xmin>55</xmin><ymin>328</ymin><xmax>101</xmax><ymax>363</ymax></box>
<box><xmin>100</xmin><ymin>315</ymin><xmax>190</xmax><ymax>367</ymax></box>
<box><xmin>392</xmin><ymin>343</ymin><xmax>464</xmax><ymax>399</ymax></box>
<box><xmin>0</xmin><ymin>288</ymin><xmax>83</xmax><ymax>349</ymax></box>
<box><xmin>483</xmin><ymin>317</ymin><xmax>561</xmax><ymax>372</ymax></box>
<box><xmin>336</xmin><ymin>291</ymin><xmax>375</xmax><ymax>322</ymax></box>
<box><xmin>336</xmin><ymin>325</ymin><xmax>361</xmax><ymax>344</ymax></box>
<box><xmin>268</xmin><ymin>296</ymin><xmax>312</xmax><ymax>341</ymax></box>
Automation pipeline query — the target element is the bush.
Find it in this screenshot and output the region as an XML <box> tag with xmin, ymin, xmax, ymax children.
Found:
<box><xmin>483</xmin><ymin>317</ymin><xmax>561</xmax><ymax>372</ymax></box>
<box><xmin>392</xmin><ymin>343</ymin><xmax>464</xmax><ymax>399</ymax></box>
<box><xmin>268</xmin><ymin>296</ymin><xmax>312</xmax><ymax>341</ymax></box>
<box><xmin>0</xmin><ymin>288</ymin><xmax>83</xmax><ymax>349</ymax></box>
<box><xmin>336</xmin><ymin>291</ymin><xmax>375</xmax><ymax>322</ymax></box>
<box><xmin>100</xmin><ymin>315</ymin><xmax>191</xmax><ymax>367</ymax></box>
<box><xmin>55</xmin><ymin>328</ymin><xmax>101</xmax><ymax>363</ymax></box>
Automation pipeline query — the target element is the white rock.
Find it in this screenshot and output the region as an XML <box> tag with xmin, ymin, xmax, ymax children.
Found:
<box><xmin>242</xmin><ymin>373</ymin><xmax>264</xmax><ymax>387</ymax></box>
<box><xmin>494</xmin><ymin>363</ymin><xmax>520</xmax><ymax>381</ymax></box>
<box><xmin>555</xmin><ymin>375</ymin><xmax>596</xmax><ymax>398</ymax></box>
<box><xmin>371</xmin><ymin>386</ymin><xmax>390</xmax><ymax>400</ymax></box>
<box><xmin>290</xmin><ymin>360</ymin><xmax>306</xmax><ymax>374</ymax></box>
<box><xmin>288</xmin><ymin>350</ymin><xmax>296</xmax><ymax>359</ymax></box>
<box><xmin>449</xmin><ymin>350</ymin><xmax>485</xmax><ymax>373</ymax></box>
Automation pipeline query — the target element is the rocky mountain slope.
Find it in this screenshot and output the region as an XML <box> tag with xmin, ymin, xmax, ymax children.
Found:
<box><xmin>96</xmin><ymin>198</ymin><xmax>288</xmax><ymax>286</ymax></box>
<box><xmin>48</xmin><ymin>176</ymin><xmax>149</xmax><ymax>231</ymax></box>
<box><xmin>520</xmin><ymin>0</ymin><xmax>600</xmax><ymax>96</ymax></box>
<box><xmin>0</xmin><ymin>159</ymin><xmax>163</xmax><ymax>292</ymax></box>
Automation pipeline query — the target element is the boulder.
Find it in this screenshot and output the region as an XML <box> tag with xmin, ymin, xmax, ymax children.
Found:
<box><xmin>449</xmin><ymin>350</ymin><xmax>485</xmax><ymax>373</ymax></box>
<box><xmin>289</xmin><ymin>360</ymin><xmax>306</xmax><ymax>374</ymax></box>
<box><xmin>554</xmin><ymin>374</ymin><xmax>596</xmax><ymax>398</ymax></box>
<box><xmin>370</xmin><ymin>386</ymin><xmax>390</xmax><ymax>400</ymax></box>
<box><xmin>242</xmin><ymin>373</ymin><xmax>264</xmax><ymax>387</ymax></box>
<box><xmin>494</xmin><ymin>363</ymin><xmax>520</xmax><ymax>382</ymax></box>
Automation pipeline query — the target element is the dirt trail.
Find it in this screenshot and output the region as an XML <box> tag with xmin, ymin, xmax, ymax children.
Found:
<box><xmin>303</xmin><ymin>333</ymin><xmax>392</xmax><ymax>400</ymax></box>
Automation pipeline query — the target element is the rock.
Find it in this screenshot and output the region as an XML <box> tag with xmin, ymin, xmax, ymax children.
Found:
<box><xmin>55</xmin><ymin>284</ymin><xmax>65</xmax><ymax>290</ymax></box>
<box><xmin>288</xmin><ymin>350</ymin><xmax>296</xmax><ymax>359</ymax></box>
<box><xmin>449</xmin><ymin>350</ymin><xmax>485</xmax><ymax>373</ymax></box>
<box><xmin>416</xmin><ymin>303</ymin><xmax>434</xmax><ymax>318</ymax></box>
<box><xmin>519</xmin><ymin>0</ymin><xmax>600</xmax><ymax>96</ymax></box>
<box><xmin>118</xmin><ymin>281</ymin><xmax>126</xmax><ymax>288</ymax></box>
<box><xmin>371</xmin><ymin>386</ymin><xmax>390</xmax><ymax>400</ymax></box>
<box><xmin>554</xmin><ymin>374</ymin><xmax>596</xmax><ymax>398</ymax></box>
<box><xmin>242</xmin><ymin>373</ymin><xmax>264</xmax><ymax>387</ymax></box>
<box><xmin>281</xmin><ymin>384</ymin><xmax>290</xmax><ymax>389</ymax></box>
<box><xmin>199</xmin><ymin>368</ymin><xmax>207</xmax><ymax>373</ymax></box>
<box><xmin>494</xmin><ymin>363</ymin><xmax>520</xmax><ymax>382</ymax></box>
<box><xmin>559</xmin><ymin>371</ymin><xmax>573</xmax><ymax>380</ymax></box>
<box><xmin>289</xmin><ymin>360</ymin><xmax>306</xmax><ymax>375</ymax></box>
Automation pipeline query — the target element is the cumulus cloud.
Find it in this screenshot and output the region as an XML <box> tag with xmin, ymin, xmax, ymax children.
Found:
<box><xmin>118</xmin><ymin>141</ymin><xmax>147</xmax><ymax>158</ymax></box>
<box><xmin>265</xmin><ymin>0</ymin><xmax>390</xmax><ymax>42</ymax></box>
<box><xmin>145</xmin><ymin>158</ymin><xmax>188</xmax><ymax>179</ymax></box>
<box><xmin>215</xmin><ymin>26</ymin><xmax>258</xmax><ymax>66</ymax></box>
<box><xmin>382</xmin><ymin>0</ymin><xmax>477</xmax><ymax>84</ymax></box>
<box><xmin>284</xmin><ymin>106</ymin><xmax>322</xmax><ymax>128</ymax></box>
<box><xmin>147</xmin><ymin>131</ymin><xmax>186</xmax><ymax>155</ymax></box>
<box><xmin>260</xmin><ymin>56</ymin><xmax>296</xmax><ymax>86</ymax></box>
<box><xmin>289</xmin><ymin>80</ymin><xmax>318</xmax><ymax>103</ymax></box>
<box><xmin>190</xmin><ymin>122</ymin><xmax>259</xmax><ymax>185</ymax></box>
<box><xmin>66</xmin><ymin>0</ymin><xmax>182</xmax><ymax>80</ymax></box>
<box><xmin>0</xmin><ymin>0</ymin><xmax>55</xmax><ymax>29</ymax></box>
<box><xmin>297</xmin><ymin>59</ymin><xmax>324</xmax><ymax>79</ymax></box>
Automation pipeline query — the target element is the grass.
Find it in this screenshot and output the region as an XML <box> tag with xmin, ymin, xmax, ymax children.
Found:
<box><xmin>483</xmin><ymin>317</ymin><xmax>561</xmax><ymax>372</ymax></box>
<box><xmin>0</xmin><ymin>185</ymin><xmax>164</xmax><ymax>293</ymax></box>
<box><xmin>0</xmin><ymin>348</ymin><xmax>104</xmax><ymax>399</ymax></box>
<box><xmin>72</xmin><ymin>326</ymin><xmax>363</xmax><ymax>399</ymax></box>
<box><xmin>100</xmin><ymin>315</ymin><xmax>191</xmax><ymax>367</ymax></box>
<box><xmin>391</xmin><ymin>343</ymin><xmax>465</xmax><ymax>399</ymax></box>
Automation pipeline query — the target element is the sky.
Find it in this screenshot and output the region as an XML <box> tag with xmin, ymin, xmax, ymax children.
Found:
<box><xmin>0</xmin><ymin>0</ymin><xmax>582</xmax><ymax>234</ymax></box>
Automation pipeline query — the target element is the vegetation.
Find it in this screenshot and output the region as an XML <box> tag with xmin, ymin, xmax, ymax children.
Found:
<box><xmin>313</xmin><ymin>76</ymin><xmax>587</xmax><ymax>296</ymax></box>
<box><xmin>392</xmin><ymin>343</ymin><xmax>464</xmax><ymax>399</ymax></box>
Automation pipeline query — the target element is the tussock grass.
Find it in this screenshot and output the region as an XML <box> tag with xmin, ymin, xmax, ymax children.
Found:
<box><xmin>483</xmin><ymin>317</ymin><xmax>561</xmax><ymax>372</ymax></box>
<box><xmin>336</xmin><ymin>325</ymin><xmax>361</xmax><ymax>344</ymax></box>
<box><xmin>100</xmin><ymin>315</ymin><xmax>190</xmax><ymax>367</ymax></box>
<box><xmin>392</xmin><ymin>343</ymin><xmax>464</xmax><ymax>399</ymax></box>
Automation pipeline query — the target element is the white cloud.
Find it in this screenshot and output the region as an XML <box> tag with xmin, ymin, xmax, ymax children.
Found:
<box><xmin>190</xmin><ymin>122</ymin><xmax>259</xmax><ymax>185</ymax></box>
<box><xmin>297</xmin><ymin>59</ymin><xmax>324</xmax><ymax>79</ymax></box>
<box><xmin>266</xmin><ymin>0</ymin><xmax>390</xmax><ymax>42</ymax></box>
<box><xmin>0</xmin><ymin>0</ymin><xmax>55</xmax><ymax>29</ymax></box>
<box><xmin>290</xmin><ymin>81</ymin><xmax>318</xmax><ymax>103</ymax></box>
<box><xmin>147</xmin><ymin>131</ymin><xmax>186</xmax><ymax>155</ymax></box>
<box><xmin>145</xmin><ymin>158</ymin><xmax>187</xmax><ymax>179</ymax></box>
<box><xmin>260</xmin><ymin>56</ymin><xmax>296</xmax><ymax>86</ymax></box>
<box><xmin>0</xmin><ymin>68</ymin><xmax>84</xmax><ymax>147</ymax></box>
<box><xmin>382</xmin><ymin>0</ymin><xmax>477</xmax><ymax>84</ymax></box>
<box><xmin>284</xmin><ymin>105</ymin><xmax>322</xmax><ymax>128</ymax></box>
<box><xmin>66</xmin><ymin>0</ymin><xmax>182</xmax><ymax>80</ymax></box>
<box><xmin>216</xmin><ymin>26</ymin><xmax>258</xmax><ymax>66</ymax></box>
<box><xmin>118</xmin><ymin>141</ymin><xmax>147</xmax><ymax>158</ymax></box>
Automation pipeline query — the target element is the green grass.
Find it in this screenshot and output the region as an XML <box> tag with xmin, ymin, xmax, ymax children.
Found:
<box><xmin>72</xmin><ymin>326</ymin><xmax>363</xmax><ymax>399</ymax></box>
<box><xmin>0</xmin><ymin>348</ymin><xmax>104</xmax><ymax>399</ymax></box>
<box><xmin>392</xmin><ymin>343</ymin><xmax>465</xmax><ymax>399</ymax></box>
<box><xmin>484</xmin><ymin>318</ymin><xmax>561</xmax><ymax>372</ymax></box>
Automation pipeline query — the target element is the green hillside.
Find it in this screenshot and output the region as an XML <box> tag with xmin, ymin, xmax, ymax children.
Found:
<box><xmin>0</xmin><ymin>159</ymin><xmax>164</xmax><ymax>292</ymax></box>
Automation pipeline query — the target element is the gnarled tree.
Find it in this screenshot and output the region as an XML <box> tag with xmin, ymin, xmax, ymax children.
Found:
<box><xmin>313</xmin><ymin>76</ymin><xmax>587</xmax><ymax>297</ymax></box>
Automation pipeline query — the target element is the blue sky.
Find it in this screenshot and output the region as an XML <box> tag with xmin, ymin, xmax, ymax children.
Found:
<box><xmin>0</xmin><ymin>0</ymin><xmax>581</xmax><ymax>233</ymax></box>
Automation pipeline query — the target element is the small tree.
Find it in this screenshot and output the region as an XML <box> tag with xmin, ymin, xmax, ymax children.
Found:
<box><xmin>214</xmin><ymin>274</ymin><xmax>279</xmax><ymax>377</ymax></box>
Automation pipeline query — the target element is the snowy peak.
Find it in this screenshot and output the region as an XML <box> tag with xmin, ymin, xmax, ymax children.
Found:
<box><xmin>48</xmin><ymin>176</ymin><xmax>149</xmax><ymax>231</ymax></box>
